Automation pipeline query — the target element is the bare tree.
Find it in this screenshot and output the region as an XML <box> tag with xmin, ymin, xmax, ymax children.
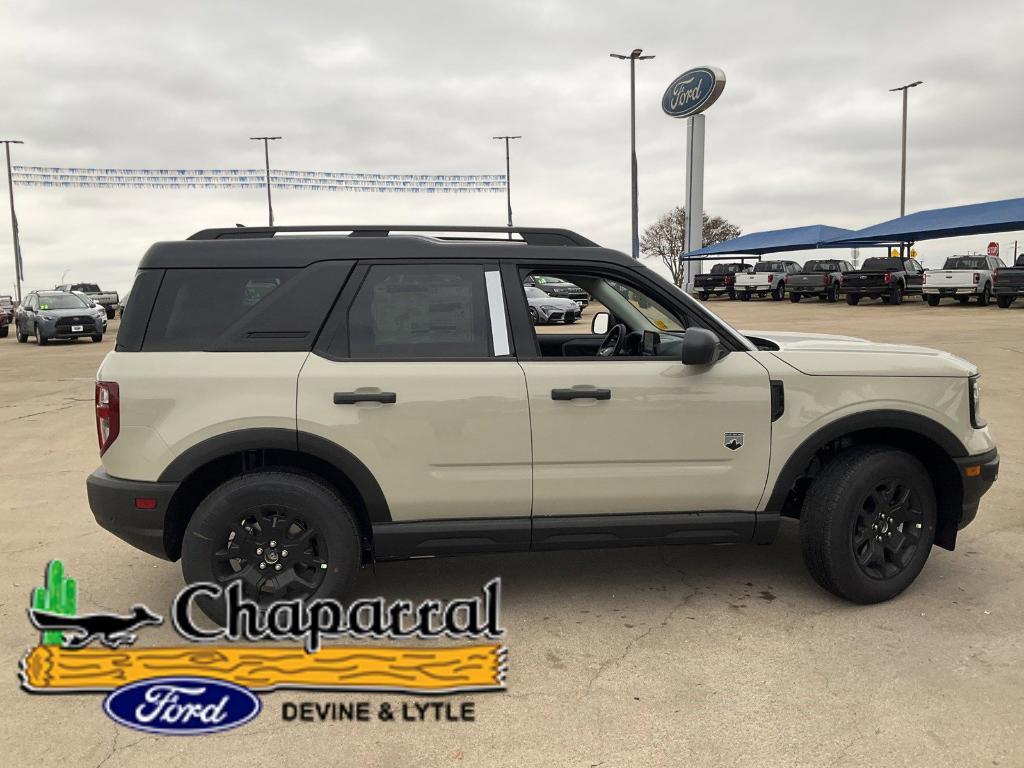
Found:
<box><xmin>640</xmin><ymin>206</ymin><xmax>741</xmax><ymax>287</ymax></box>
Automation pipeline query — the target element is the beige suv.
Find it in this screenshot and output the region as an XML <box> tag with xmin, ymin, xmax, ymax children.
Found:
<box><xmin>87</xmin><ymin>225</ymin><xmax>998</xmax><ymax>620</ymax></box>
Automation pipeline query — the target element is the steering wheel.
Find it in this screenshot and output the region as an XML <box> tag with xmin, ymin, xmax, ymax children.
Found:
<box><xmin>597</xmin><ymin>323</ymin><xmax>627</xmax><ymax>357</ymax></box>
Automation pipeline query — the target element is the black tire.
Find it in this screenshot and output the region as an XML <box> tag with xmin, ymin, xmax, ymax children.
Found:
<box><xmin>891</xmin><ymin>284</ymin><xmax>903</xmax><ymax>305</ymax></box>
<box><xmin>800</xmin><ymin>445</ymin><xmax>937</xmax><ymax>604</ymax></box>
<box><xmin>698</xmin><ymin>291</ymin><xmax>708</xmax><ymax>301</ymax></box>
<box><xmin>106</xmin><ymin>309</ymin><xmax>115</xmax><ymax>319</ymax></box>
<box><xmin>996</xmin><ymin>295</ymin><xmax>1013</xmax><ymax>308</ymax></box>
<box><xmin>828</xmin><ymin>285</ymin><xmax>839</xmax><ymax>303</ymax></box>
<box><xmin>181</xmin><ymin>471</ymin><xmax>362</xmax><ymax>625</ymax></box>
<box><xmin>35</xmin><ymin>325</ymin><xmax>47</xmax><ymax>345</ymax></box>
<box><xmin>739</xmin><ymin>292</ymin><xmax>750</xmax><ymax>302</ymax></box>
<box><xmin>528</xmin><ymin>307</ymin><xmax>539</xmax><ymax>325</ymax></box>
<box><xmin>926</xmin><ymin>295</ymin><xmax>940</xmax><ymax>306</ymax></box>
<box><xmin>789</xmin><ymin>293</ymin><xmax>801</xmax><ymax>303</ymax></box>
<box><xmin>17</xmin><ymin>326</ymin><xmax>28</xmax><ymax>343</ymax></box>
<box><xmin>0</xmin><ymin>325</ymin><xmax>7</xmax><ymax>338</ymax></box>
<box><xmin>727</xmin><ymin>290</ymin><xmax>736</xmax><ymax>301</ymax></box>
<box><xmin>977</xmin><ymin>284</ymin><xmax>991</xmax><ymax>306</ymax></box>
<box><xmin>91</xmin><ymin>334</ymin><xmax>103</xmax><ymax>342</ymax></box>
<box><xmin>880</xmin><ymin>295</ymin><xmax>891</xmax><ymax>304</ymax></box>
<box><xmin>771</xmin><ymin>284</ymin><xmax>785</xmax><ymax>301</ymax></box>
<box><xmin>845</xmin><ymin>293</ymin><xmax>860</xmax><ymax>305</ymax></box>
<box><xmin>957</xmin><ymin>296</ymin><xmax>970</xmax><ymax>305</ymax></box>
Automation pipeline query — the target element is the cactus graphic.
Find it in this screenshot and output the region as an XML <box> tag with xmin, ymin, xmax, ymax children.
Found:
<box><xmin>31</xmin><ymin>560</ymin><xmax>77</xmax><ymax>645</ymax></box>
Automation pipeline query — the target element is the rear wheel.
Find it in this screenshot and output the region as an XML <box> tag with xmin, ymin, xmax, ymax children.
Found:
<box><xmin>828</xmin><ymin>285</ymin><xmax>839</xmax><ymax>303</ymax></box>
<box><xmin>0</xmin><ymin>325</ymin><xmax>7</xmax><ymax>338</ymax></box>
<box><xmin>891</xmin><ymin>284</ymin><xmax>904</xmax><ymax>305</ymax></box>
<box><xmin>996</xmin><ymin>295</ymin><xmax>1014</xmax><ymax>308</ymax></box>
<box><xmin>845</xmin><ymin>293</ymin><xmax>860</xmax><ymax>305</ymax></box>
<box><xmin>727</xmin><ymin>289</ymin><xmax>736</xmax><ymax>300</ymax></box>
<box><xmin>771</xmin><ymin>283</ymin><xmax>785</xmax><ymax>301</ymax></box>
<box><xmin>699</xmin><ymin>291</ymin><xmax>708</xmax><ymax>301</ymax></box>
<box><xmin>977</xmin><ymin>284</ymin><xmax>991</xmax><ymax>306</ymax></box>
<box><xmin>91</xmin><ymin>334</ymin><xmax>103</xmax><ymax>342</ymax></box>
<box><xmin>182</xmin><ymin>471</ymin><xmax>362</xmax><ymax>625</ymax></box>
<box><xmin>800</xmin><ymin>446</ymin><xmax>936</xmax><ymax>603</ymax></box>
<box><xmin>739</xmin><ymin>292</ymin><xmax>750</xmax><ymax>302</ymax></box>
<box><xmin>926</xmin><ymin>295</ymin><xmax>940</xmax><ymax>306</ymax></box>
<box><xmin>17</xmin><ymin>326</ymin><xmax>28</xmax><ymax>343</ymax></box>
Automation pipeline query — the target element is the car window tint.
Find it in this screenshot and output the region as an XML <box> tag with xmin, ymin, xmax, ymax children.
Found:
<box><xmin>347</xmin><ymin>264</ymin><xmax>491</xmax><ymax>359</ymax></box>
<box><xmin>142</xmin><ymin>268</ymin><xmax>294</xmax><ymax>351</ymax></box>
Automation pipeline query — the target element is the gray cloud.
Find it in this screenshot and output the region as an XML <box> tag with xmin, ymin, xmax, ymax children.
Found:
<box><xmin>1</xmin><ymin>0</ymin><xmax>1023</xmax><ymax>296</ymax></box>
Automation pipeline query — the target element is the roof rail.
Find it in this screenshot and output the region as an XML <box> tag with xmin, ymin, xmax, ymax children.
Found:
<box><xmin>186</xmin><ymin>225</ymin><xmax>599</xmax><ymax>247</ymax></box>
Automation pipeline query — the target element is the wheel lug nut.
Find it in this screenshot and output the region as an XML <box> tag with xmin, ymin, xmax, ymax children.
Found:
<box><xmin>281</xmin><ymin>550</ymin><xmax>288</xmax><ymax>557</ymax></box>
<box><xmin>269</xmin><ymin>540</ymin><xmax>277</xmax><ymax>547</ymax></box>
<box><xmin>259</xmin><ymin>562</ymin><xmax>266</xmax><ymax>570</ymax></box>
<box><xmin>275</xmin><ymin>564</ymin><xmax>282</xmax><ymax>571</ymax></box>
<box><xmin>256</xmin><ymin>547</ymin><xmax>263</xmax><ymax>555</ymax></box>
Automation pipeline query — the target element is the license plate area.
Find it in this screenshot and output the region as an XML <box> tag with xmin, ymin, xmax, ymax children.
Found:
<box><xmin>71</xmin><ymin>325</ymin><xmax>83</xmax><ymax>332</ymax></box>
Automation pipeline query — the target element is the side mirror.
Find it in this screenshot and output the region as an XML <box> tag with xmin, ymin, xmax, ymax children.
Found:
<box><xmin>591</xmin><ymin>311</ymin><xmax>610</xmax><ymax>335</ymax></box>
<box><xmin>681</xmin><ymin>328</ymin><xmax>720</xmax><ymax>366</ymax></box>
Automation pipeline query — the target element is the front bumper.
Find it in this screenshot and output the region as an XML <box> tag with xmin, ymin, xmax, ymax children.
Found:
<box><xmin>87</xmin><ymin>468</ymin><xmax>178</xmax><ymax>560</ymax></box>
<box><xmin>954</xmin><ymin>449</ymin><xmax>999</xmax><ymax>531</ymax></box>
<box><xmin>39</xmin><ymin>316</ymin><xmax>104</xmax><ymax>338</ymax></box>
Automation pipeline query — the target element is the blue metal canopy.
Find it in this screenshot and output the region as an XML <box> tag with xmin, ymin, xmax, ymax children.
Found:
<box><xmin>824</xmin><ymin>196</ymin><xmax>1024</xmax><ymax>245</ymax></box>
<box><xmin>684</xmin><ymin>224</ymin><xmax>856</xmax><ymax>257</ymax></box>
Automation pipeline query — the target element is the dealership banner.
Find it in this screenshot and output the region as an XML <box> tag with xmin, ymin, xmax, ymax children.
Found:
<box><xmin>11</xmin><ymin>166</ymin><xmax>507</xmax><ymax>193</ymax></box>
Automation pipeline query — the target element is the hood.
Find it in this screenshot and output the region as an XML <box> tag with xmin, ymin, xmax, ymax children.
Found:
<box><xmin>741</xmin><ymin>330</ymin><xmax>976</xmax><ymax>378</ymax></box>
<box><xmin>38</xmin><ymin>305</ymin><xmax>97</xmax><ymax>318</ymax></box>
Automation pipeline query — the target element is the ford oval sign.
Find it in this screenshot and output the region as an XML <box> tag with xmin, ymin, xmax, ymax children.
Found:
<box><xmin>103</xmin><ymin>676</ymin><xmax>261</xmax><ymax>735</ymax></box>
<box><xmin>662</xmin><ymin>66</ymin><xmax>726</xmax><ymax>118</ymax></box>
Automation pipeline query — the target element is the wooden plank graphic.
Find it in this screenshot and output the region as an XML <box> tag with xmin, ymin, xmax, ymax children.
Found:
<box><xmin>21</xmin><ymin>644</ymin><xmax>506</xmax><ymax>693</ymax></box>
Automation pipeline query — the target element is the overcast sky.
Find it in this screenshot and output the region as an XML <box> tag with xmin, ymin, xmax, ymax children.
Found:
<box><xmin>2</xmin><ymin>0</ymin><xmax>1023</xmax><ymax>296</ymax></box>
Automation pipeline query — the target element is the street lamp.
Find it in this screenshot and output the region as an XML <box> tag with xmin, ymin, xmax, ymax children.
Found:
<box><xmin>492</xmin><ymin>135</ymin><xmax>521</xmax><ymax>238</ymax></box>
<box><xmin>889</xmin><ymin>80</ymin><xmax>923</xmax><ymax>217</ymax></box>
<box><xmin>1</xmin><ymin>138</ymin><xmax>24</xmax><ymax>304</ymax></box>
<box><xmin>250</xmin><ymin>136</ymin><xmax>282</xmax><ymax>226</ymax></box>
<box><xmin>610</xmin><ymin>48</ymin><xmax>654</xmax><ymax>259</ymax></box>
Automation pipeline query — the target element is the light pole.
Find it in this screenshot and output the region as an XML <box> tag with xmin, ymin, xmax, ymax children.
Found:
<box><xmin>249</xmin><ymin>136</ymin><xmax>281</xmax><ymax>226</ymax></box>
<box><xmin>611</xmin><ymin>48</ymin><xmax>654</xmax><ymax>259</ymax></box>
<box><xmin>889</xmin><ymin>80</ymin><xmax>922</xmax><ymax>217</ymax></box>
<box><xmin>1</xmin><ymin>139</ymin><xmax>24</xmax><ymax>304</ymax></box>
<box><xmin>492</xmin><ymin>135</ymin><xmax>521</xmax><ymax>238</ymax></box>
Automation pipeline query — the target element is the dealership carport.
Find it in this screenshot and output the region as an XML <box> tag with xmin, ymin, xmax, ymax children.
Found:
<box><xmin>685</xmin><ymin>224</ymin><xmax>857</xmax><ymax>258</ymax></box>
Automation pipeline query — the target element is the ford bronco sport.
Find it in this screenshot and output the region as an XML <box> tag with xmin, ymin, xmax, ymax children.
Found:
<box><xmin>87</xmin><ymin>225</ymin><xmax>998</xmax><ymax>620</ymax></box>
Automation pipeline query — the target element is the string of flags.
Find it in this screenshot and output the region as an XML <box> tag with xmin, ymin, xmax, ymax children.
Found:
<box><xmin>11</xmin><ymin>166</ymin><xmax>507</xmax><ymax>193</ymax></box>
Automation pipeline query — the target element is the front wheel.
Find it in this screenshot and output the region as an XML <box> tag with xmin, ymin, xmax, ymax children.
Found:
<box><xmin>800</xmin><ymin>445</ymin><xmax>937</xmax><ymax>603</ymax></box>
<box><xmin>35</xmin><ymin>325</ymin><xmax>48</xmax><ymax>345</ymax></box>
<box><xmin>528</xmin><ymin>307</ymin><xmax>539</xmax><ymax>325</ymax></box>
<box><xmin>0</xmin><ymin>325</ymin><xmax>7</xmax><ymax>338</ymax></box>
<box><xmin>181</xmin><ymin>471</ymin><xmax>362</xmax><ymax>625</ymax></box>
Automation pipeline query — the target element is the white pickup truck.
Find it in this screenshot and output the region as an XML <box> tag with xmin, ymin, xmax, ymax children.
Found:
<box><xmin>56</xmin><ymin>282</ymin><xmax>120</xmax><ymax>319</ymax></box>
<box><xmin>735</xmin><ymin>259</ymin><xmax>802</xmax><ymax>301</ymax></box>
<box><xmin>923</xmin><ymin>256</ymin><xmax>1005</xmax><ymax>306</ymax></box>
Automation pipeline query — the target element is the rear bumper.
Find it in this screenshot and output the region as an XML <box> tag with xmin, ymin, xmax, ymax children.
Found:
<box><xmin>993</xmin><ymin>286</ymin><xmax>1024</xmax><ymax>296</ymax></box>
<box><xmin>789</xmin><ymin>284</ymin><xmax>827</xmax><ymax>294</ymax></box>
<box><xmin>955</xmin><ymin>449</ymin><xmax>999</xmax><ymax>531</ymax></box>
<box><xmin>923</xmin><ymin>287</ymin><xmax>976</xmax><ymax>295</ymax></box>
<box><xmin>87</xmin><ymin>468</ymin><xmax>178</xmax><ymax>560</ymax></box>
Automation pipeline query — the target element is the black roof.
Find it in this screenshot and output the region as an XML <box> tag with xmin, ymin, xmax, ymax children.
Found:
<box><xmin>139</xmin><ymin>225</ymin><xmax>636</xmax><ymax>270</ymax></box>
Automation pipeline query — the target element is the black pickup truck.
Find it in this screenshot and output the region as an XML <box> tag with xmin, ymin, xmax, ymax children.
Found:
<box><xmin>993</xmin><ymin>254</ymin><xmax>1024</xmax><ymax>308</ymax></box>
<box><xmin>840</xmin><ymin>256</ymin><xmax>926</xmax><ymax>305</ymax></box>
<box><xmin>787</xmin><ymin>259</ymin><xmax>855</xmax><ymax>303</ymax></box>
<box><xmin>693</xmin><ymin>262</ymin><xmax>751</xmax><ymax>300</ymax></box>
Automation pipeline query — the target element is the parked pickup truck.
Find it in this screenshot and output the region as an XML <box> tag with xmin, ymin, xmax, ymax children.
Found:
<box><xmin>993</xmin><ymin>254</ymin><xmax>1024</xmax><ymax>308</ymax></box>
<box><xmin>693</xmin><ymin>262</ymin><xmax>751</xmax><ymax>300</ymax></box>
<box><xmin>923</xmin><ymin>255</ymin><xmax>1003</xmax><ymax>306</ymax></box>
<box><xmin>55</xmin><ymin>282</ymin><xmax>120</xmax><ymax>319</ymax></box>
<box><xmin>735</xmin><ymin>260</ymin><xmax>802</xmax><ymax>301</ymax></box>
<box><xmin>787</xmin><ymin>259</ymin><xmax>855</xmax><ymax>303</ymax></box>
<box><xmin>841</xmin><ymin>256</ymin><xmax>925</xmax><ymax>305</ymax></box>
<box><xmin>0</xmin><ymin>295</ymin><xmax>13</xmax><ymax>338</ymax></box>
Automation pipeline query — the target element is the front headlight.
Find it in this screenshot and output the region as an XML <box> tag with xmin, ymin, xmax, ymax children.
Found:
<box><xmin>969</xmin><ymin>375</ymin><xmax>985</xmax><ymax>429</ymax></box>
<box><xmin>39</xmin><ymin>313</ymin><xmax>55</xmax><ymax>321</ymax></box>
<box><xmin>540</xmin><ymin>305</ymin><xmax>558</xmax><ymax>312</ymax></box>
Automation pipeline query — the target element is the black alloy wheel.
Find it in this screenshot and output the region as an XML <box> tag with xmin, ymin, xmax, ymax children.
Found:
<box><xmin>851</xmin><ymin>478</ymin><xmax>926</xmax><ymax>580</ymax></box>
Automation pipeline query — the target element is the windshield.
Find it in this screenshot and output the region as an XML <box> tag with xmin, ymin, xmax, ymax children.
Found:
<box><xmin>71</xmin><ymin>283</ymin><xmax>101</xmax><ymax>292</ymax></box>
<box><xmin>943</xmin><ymin>257</ymin><xmax>987</xmax><ymax>270</ymax></box>
<box><xmin>754</xmin><ymin>262</ymin><xmax>785</xmax><ymax>273</ymax></box>
<box><xmin>805</xmin><ymin>261</ymin><xmax>839</xmax><ymax>272</ymax></box>
<box><xmin>532</xmin><ymin>276</ymin><xmax>560</xmax><ymax>285</ymax></box>
<box><xmin>37</xmin><ymin>294</ymin><xmax>88</xmax><ymax>310</ymax></box>
<box><xmin>524</xmin><ymin>286</ymin><xmax>548</xmax><ymax>299</ymax></box>
<box><xmin>861</xmin><ymin>257</ymin><xmax>902</xmax><ymax>271</ymax></box>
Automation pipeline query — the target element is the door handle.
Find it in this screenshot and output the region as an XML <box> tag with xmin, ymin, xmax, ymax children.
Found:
<box><xmin>333</xmin><ymin>391</ymin><xmax>397</xmax><ymax>405</ymax></box>
<box><xmin>551</xmin><ymin>388</ymin><xmax>611</xmax><ymax>401</ymax></box>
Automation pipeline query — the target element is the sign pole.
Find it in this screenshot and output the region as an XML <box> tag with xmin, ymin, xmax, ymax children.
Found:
<box><xmin>684</xmin><ymin>114</ymin><xmax>705</xmax><ymax>292</ymax></box>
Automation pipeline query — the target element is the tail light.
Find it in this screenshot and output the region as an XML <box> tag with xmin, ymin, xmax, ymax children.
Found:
<box><xmin>922</xmin><ymin>272</ymin><xmax>928</xmax><ymax>284</ymax></box>
<box><xmin>823</xmin><ymin>274</ymin><xmax>832</xmax><ymax>286</ymax></box>
<box><xmin>973</xmin><ymin>272</ymin><xmax>980</xmax><ymax>284</ymax></box>
<box><xmin>993</xmin><ymin>269</ymin><xmax>999</xmax><ymax>284</ymax></box>
<box><xmin>884</xmin><ymin>272</ymin><xmax>892</xmax><ymax>284</ymax></box>
<box><xmin>724</xmin><ymin>274</ymin><xmax>733</xmax><ymax>285</ymax></box>
<box><xmin>95</xmin><ymin>381</ymin><xmax>120</xmax><ymax>455</ymax></box>
<box><xmin>768</xmin><ymin>274</ymin><xmax>774</xmax><ymax>283</ymax></box>
<box><xmin>840</xmin><ymin>274</ymin><xmax>845</xmax><ymax>286</ymax></box>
